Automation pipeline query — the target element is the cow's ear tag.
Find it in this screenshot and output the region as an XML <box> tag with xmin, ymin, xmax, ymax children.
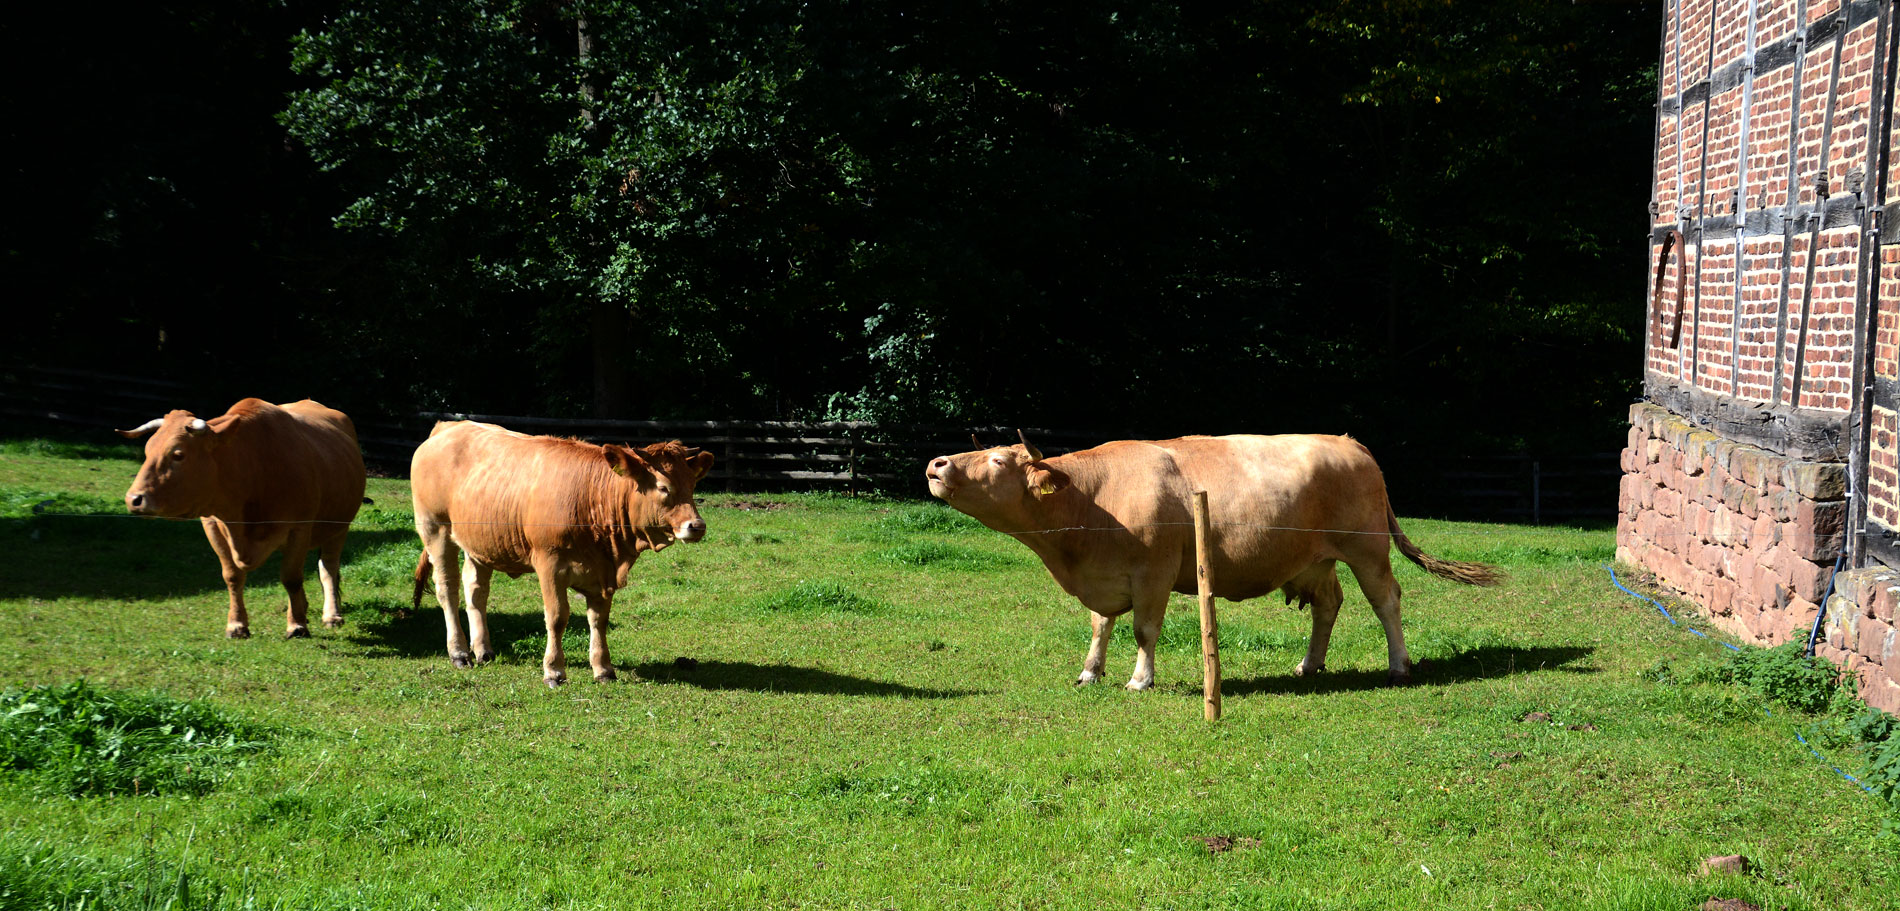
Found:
<box><xmin>604</xmin><ymin>448</ymin><xmax>636</xmax><ymax>477</ymax></box>
<box><xmin>1027</xmin><ymin>464</ymin><xmax>1069</xmax><ymax>497</ymax></box>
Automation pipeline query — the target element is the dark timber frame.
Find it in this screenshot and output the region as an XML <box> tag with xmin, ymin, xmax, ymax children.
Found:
<box><xmin>1646</xmin><ymin>0</ymin><xmax>1900</xmax><ymax>573</ymax></box>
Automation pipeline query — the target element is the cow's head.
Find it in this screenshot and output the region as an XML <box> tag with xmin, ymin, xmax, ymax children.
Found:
<box><xmin>925</xmin><ymin>430</ymin><xmax>1070</xmax><ymax>519</ymax></box>
<box><xmin>602</xmin><ymin>440</ymin><xmax>715</xmax><ymax>546</ymax></box>
<box><xmin>119</xmin><ymin>410</ymin><xmax>225</xmax><ymax>518</ymax></box>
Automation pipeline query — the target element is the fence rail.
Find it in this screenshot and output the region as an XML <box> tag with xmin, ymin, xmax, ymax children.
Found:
<box><xmin>0</xmin><ymin>365</ymin><xmax>1618</xmax><ymax>522</ymax></box>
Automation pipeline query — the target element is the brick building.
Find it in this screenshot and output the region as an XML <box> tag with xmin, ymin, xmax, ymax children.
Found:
<box><xmin>1619</xmin><ymin>0</ymin><xmax>1900</xmax><ymax>712</ymax></box>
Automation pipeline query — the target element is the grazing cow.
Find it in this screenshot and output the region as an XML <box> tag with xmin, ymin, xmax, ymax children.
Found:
<box><xmin>409</xmin><ymin>421</ymin><xmax>714</xmax><ymax>686</ymax></box>
<box><xmin>924</xmin><ymin>432</ymin><xmax>1501</xmax><ymax>690</ymax></box>
<box><xmin>120</xmin><ymin>399</ymin><xmax>367</xmax><ymax>639</ymax></box>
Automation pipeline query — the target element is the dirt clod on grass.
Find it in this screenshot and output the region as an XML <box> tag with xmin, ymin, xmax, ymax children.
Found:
<box><xmin>1521</xmin><ymin>711</ymin><xmax>1551</xmax><ymax>723</ymax></box>
<box><xmin>719</xmin><ymin>500</ymin><xmax>789</xmax><ymax>511</ymax></box>
<box><xmin>1193</xmin><ymin>836</ymin><xmax>1259</xmax><ymax>855</ymax></box>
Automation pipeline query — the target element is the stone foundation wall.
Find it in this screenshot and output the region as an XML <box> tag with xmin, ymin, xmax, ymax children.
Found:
<box><xmin>1617</xmin><ymin>402</ymin><xmax>1899</xmax><ymax>713</ymax></box>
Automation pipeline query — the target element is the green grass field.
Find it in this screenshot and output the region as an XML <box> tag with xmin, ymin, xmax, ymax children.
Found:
<box><xmin>1</xmin><ymin>435</ymin><xmax>1896</xmax><ymax>910</ymax></box>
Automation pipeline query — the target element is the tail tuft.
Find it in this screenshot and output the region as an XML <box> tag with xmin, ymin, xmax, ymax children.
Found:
<box><xmin>1387</xmin><ymin>503</ymin><xmax>1504</xmax><ymax>587</ymax></box>
<box><xmin>413</xmin><ymin>551</ymin><xmax>433</xmax><ymax>609</ymax></box>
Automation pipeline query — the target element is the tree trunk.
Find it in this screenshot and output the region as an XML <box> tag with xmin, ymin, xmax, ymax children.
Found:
<box><xmin>591</xmin><ymin>297</ymin><xmax>635</xmax><ymax>418</ymax></box>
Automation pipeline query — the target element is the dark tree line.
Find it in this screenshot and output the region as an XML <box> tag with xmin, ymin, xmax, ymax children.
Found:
<box><xmin>5</xmin><ymin>0</ymin><xmax>1658</xmax><ymax>460</ymax></box>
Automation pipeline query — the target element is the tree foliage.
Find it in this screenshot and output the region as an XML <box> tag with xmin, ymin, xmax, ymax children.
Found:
<box><xmin>8</xmin><ymin>0</ymin><xmax>1657</xmax><ymax>456</ymax></box>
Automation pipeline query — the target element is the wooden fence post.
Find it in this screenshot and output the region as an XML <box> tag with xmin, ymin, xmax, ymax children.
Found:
<box><xmin>1193</xmin><ymin>489</ymin><xmax>1221</xmax><ymax>721</ymax></box>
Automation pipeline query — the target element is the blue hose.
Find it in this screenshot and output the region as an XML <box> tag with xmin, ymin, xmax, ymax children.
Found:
<box><xmin>1605</xmin><ymin>564</ymin><xmax>1740</xmax><ymax>652</ymax></box>
<box><xmin>1607</xmin><ymin>564</ymin><xmax>1875</xmax><ymax>796</ymax></box>
<box><xmin>1805</xmin><ymin>551</ymin><xmax>1846</xmax><ymax>658</ymax></box>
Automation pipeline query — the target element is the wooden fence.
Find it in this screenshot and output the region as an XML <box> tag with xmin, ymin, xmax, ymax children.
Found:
<box><xmin>0</xmin><ymin>364</ymin><xmax>1617</xmax><ymax>522</ymax></box>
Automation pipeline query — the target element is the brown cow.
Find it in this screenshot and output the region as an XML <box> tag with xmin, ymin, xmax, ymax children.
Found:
<box><xmin>409</xmin><ymin>420</ymin><xmax>714</xmax><ymax>686</ymax></box>
<box><xmin>120</xmin><ymin>398</ymin><xmax>367</xmax><ymax>638</ymax></box>
<box><xmin>924</xmin><ymin>432</ymin><xmax>1500</xmax><ymax>689</ymax></box>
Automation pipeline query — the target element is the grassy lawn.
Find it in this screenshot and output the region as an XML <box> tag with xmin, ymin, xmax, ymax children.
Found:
<box><xmin>0</xmin><ymin>434</ymin><xmax>1895</xmax><ymax>910</ymax></box>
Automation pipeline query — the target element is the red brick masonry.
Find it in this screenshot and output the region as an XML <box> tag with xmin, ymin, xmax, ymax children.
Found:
<box><xmin>1619</xmin><ymin>402</ymin><xmax>1899</xmax><ymax>713</ymax></box>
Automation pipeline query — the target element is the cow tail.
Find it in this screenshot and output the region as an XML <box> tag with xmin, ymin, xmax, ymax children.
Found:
<box><xmin>413</xmin><ymin>551</ymin><xmax>433</xmax><ymax>610</ymax></box>
<box><xmin>1386</xmin><ymin>502</ymin><xmax>1504</xmax><ymax>586</ymax></box>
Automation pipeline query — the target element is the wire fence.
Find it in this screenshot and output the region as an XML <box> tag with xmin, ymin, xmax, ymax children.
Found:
<box><xmin>2</xmin><ymin>364</ymin><xmax>1620</xmax><ymax>523</ymax></box>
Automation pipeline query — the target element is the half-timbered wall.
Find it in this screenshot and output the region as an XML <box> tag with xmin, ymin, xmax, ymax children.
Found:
<box><xmin>1620</xmin><ymin>0</ymin><xmax>1900</xmax><ymax>712</ymax></box>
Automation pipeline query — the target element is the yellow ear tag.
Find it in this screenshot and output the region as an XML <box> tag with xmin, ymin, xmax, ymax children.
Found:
<box><xmin>611</xmin><ymin>463</ymin><xmax>628</xmax><ymax>476</ymax></box>
<box><xmin>1037</xmin><ymin>481</ymin><xmax>1057</xmax><ymax>496</ymax></box>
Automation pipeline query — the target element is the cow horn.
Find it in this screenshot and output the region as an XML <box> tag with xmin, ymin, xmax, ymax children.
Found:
<box><xmin>187</xmin><ymin>418</ymin><xmax>210</xmax><ymax>435</ymax></box>
<box><xmin>1016</xmin><ymin>429</ymin><xmax>1043</xmax><ymax>462</ymax></box>
<box><xmin>116</xmin><ymin>418</ymin><xmax>165</xmax><ymax>439</ymax></box>
<box><xmin>970</xmin><ymin>434</ymin><xmax>985</xmax><ymax>449</ymax></box>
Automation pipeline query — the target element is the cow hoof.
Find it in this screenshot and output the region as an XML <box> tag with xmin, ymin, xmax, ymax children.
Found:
<box><xmin>545</xmin><ymin>672</ymin><xmax>568</xmax><ymax>689</ymax></box>
<box><xmin>594</xmin><ymin>670</ymin><xmax>618</xmax><ymax>683</ymax></box>
<box><xmin>451</xmin><ymin>653</ymin><xmax>474</xmax><ymax>669</ymax></box>
<box><xmin>286</xmin><ymin>626</ymin><xmax>311</xmax><ymax>640</ymax></box>
<box><xmin>1385</xmin><ymin>672</ymin><xmax>1414</xmax><ymax>687</ymax></box>
<box><xmin>474</xmin><ymin>650</ymin><xmax>497</xmax><ymax>665</ymax></box>
<box><xmin>1075</xmin><ymin>671</ymin><xmax>1100</xmax><ymax>686</ymax></box>
<box><xmin>226</xmin><ymin>625</ymin><xmax>251</xmax><ymax>640</ymax></box>
<box><xmin>323</xmin><ymin>617</ymin><xmax>345</xmax><ymax>629</ymax></box>
<box><xmin>1124</xmin><ymin>679</ymin><xmax>1153</xmax><ymax>692</ymax></box>
<box><xmin>1293</xmin><ymin>661</ymin><xmax>1324</xmax><ymax>677</ymax></box>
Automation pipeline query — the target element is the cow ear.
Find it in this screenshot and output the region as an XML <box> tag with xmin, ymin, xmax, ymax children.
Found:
<box><xmin>602</xmin><ymin>446</ymin><xmax>653</xmax><ymax>480</ymax></box>
<box><xmin>689</xmin><ymin>450</ymin><xmax>714</xmax><ymax>481</ymax></box>
<box><xmin>1025</xmin><ymin>463</ymin><xmax>1069</xmax><ymax>498</ymax></box>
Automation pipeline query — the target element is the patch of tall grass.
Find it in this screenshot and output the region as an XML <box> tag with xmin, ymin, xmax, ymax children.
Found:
<box><xmin>0</xmin><ymin>681</ymin><xmax>269</xmax><ymax>797</ymax></box>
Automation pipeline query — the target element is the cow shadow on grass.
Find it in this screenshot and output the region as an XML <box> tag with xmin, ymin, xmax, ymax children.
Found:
<box><xmin>347</xmin><ymin>608</ymin><xmax>976</xmax><ymax>698</ymax></box>
<box><xmin>341</xmin><ymin>600</ymin><xmax>550</xmax><ymax>661</ymax></box>
<box><xmin>0</xmin><ymin>506</ymin><xmax>419</xmax><ymax>604</ymax></box>
<box><xmin>630</xmin><ymin>659</ymin><xmax>980</xmax><ymax>700</ymax></box>
<box><xmin>1223</xmin><ymin>644</ymin><xmax>1597</xmax><ymax>697</ymax></box>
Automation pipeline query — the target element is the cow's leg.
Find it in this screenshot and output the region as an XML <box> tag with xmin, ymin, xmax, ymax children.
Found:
<box><xmin>1347</xmin><ymin>558</ymin><xmax>1412</xmax><ymax>685</ymax></box>
<box><xmin>316</xmin><ymin>534</ymin><xmax>345</xmax><ymax>629</ymax></box>
<box><xmin>1292</xmin><ymin>563</ymin><xmax>1346</xmax><ymax>678</ymax></box>
<box><xmin>202</xmin><ymin>519</ymin><xmax>250</xmax><ymax>639</ymax></box>
<box><xmin>462</xmin><ymin>556</ymin><xmax>496</xmax><ymax>664</ymax></box>
<box><xmin>581</xmin><ymin>590</ymin><xmax>617</xmax><ymax>682</ymax></box>
<box><xmin>279</xmin><ymin>537</ymin><xmax>315</xmax><ymax>638</ymax></box>
<box><xmin>421</xmin><ymin>528</ymin><xmax>471</xmax><ymax>668</ymax></box>
<box><xmin>1077</xmin><ymin>610</ymin><xmax>1116</xmax><ymax>685</ymax></box>
<box><xmin>536</xmin><ymin>563</ymin><xmax>571</xmax><ymax>688</ymax></box>
<box><xmin>1125</xmin><ymin>591</ymin><xmax>1167</xmax><ymax>691</ymax></box>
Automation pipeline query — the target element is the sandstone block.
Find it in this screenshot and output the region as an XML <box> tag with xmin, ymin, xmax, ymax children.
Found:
<box><xmin>1729</xmin><ymin>447</ymin><xmax>1768</xmax><ymax>491</ymax></box>
<box><xmin>1788</xmin><ymin>499</ymin><xmax>1848</xmax><ymax>561</ymax></box>
<box><xmin>1777</xmin><ymin>549</ymin><xmax>1832</xmax><ymax>603</ymax></box>
<box><xmin>1859</xmin><ymin>621</ymin><xmax>1893</xmax><ymax>667</ymax></box>
<box><xmin>1783</xmin><ymin>460</ymin><xmax>1849</xmax><ymax>501</ymax></box>
<box><xmin>1765</xmin><ymin>489</ymin><xmax>1797</xmax><ymax>521</ymax></box>
<box><xmin>1709</xmin><ymin>579</ymin><xmax>1737</xmax><ymax>617</ymax></box>
<box><xmin>1863</xmin><ymin>675</ymin><xmax>1900</xmax><ymax>715</ymax></box>
<box><xmin>1713</xmin><ymin>439</ymin><xmax>1739</xmax><ymax>473</ymax></box>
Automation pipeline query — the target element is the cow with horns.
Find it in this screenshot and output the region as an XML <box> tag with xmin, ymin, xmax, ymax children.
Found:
<box><xmin>120</xmin><ymin>398</ymin><xmax>367</xmax><ymax>638</ymax></box>
<box><xmin>925</xmin><ymin>430</ymin><xmax>1501</xmax><ymax>690</ymax></box>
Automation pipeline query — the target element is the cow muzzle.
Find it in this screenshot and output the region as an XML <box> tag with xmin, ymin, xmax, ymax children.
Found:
<box><xmin>925</xmin><ymin>457</ymin><xmax>956</xmax><ymax>498</ymax></box>
<box><xmin>125</xmin><ymin>490</ymin><xmax>153</xmax><ymax>515</ymax></box>
<box><xmin>675</xmin><ymin>518</ymin><xmax>707</xmax><ymax>543</ymax></box>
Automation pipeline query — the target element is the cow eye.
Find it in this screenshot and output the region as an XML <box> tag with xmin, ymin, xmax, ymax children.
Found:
<box><xmin>171</xmin><ymin>449</ymin><xmax>186</xmax><ymax>460</ymax></box>
<box><xmin>658</xmin><ymin>485</ymin><xmax>671</xmax><ymax>495</ymax></box>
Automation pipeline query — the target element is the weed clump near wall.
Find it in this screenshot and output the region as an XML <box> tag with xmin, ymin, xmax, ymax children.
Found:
<box><xmin>1723</xmin><ymin>643</ymin><xmax>1900</xmax><ymax>808</ymax></box>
